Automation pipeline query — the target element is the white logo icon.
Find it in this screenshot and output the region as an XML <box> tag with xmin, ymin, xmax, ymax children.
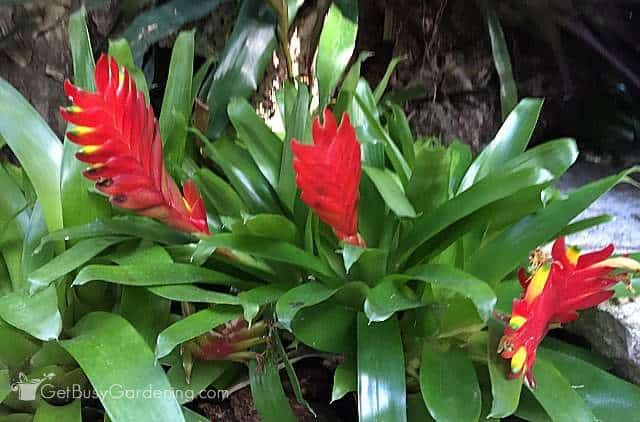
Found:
<box><xmin>9</xmin><ymin>372</ymin><xmax>56</xmax><ymax>401</ymax></box>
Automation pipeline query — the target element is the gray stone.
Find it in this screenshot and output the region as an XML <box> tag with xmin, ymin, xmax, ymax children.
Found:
<box><xmin>570</xmin><ymin>299</ymin><xmax>640</xmax><ymax>384</ymax></box>
<box><xmin>558</xmin><ymin>160</ymin><xmax>640</xmax><ymax>254</ymax></box>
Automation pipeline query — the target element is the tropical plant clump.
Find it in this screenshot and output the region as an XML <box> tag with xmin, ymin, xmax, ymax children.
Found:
<box><xmin>0</xmin><ymin>3</ymin><xmax>638</xmax><ymax>422</ymax></box>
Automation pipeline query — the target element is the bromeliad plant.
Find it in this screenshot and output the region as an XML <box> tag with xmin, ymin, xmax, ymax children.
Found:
<box><xmin>0</xmin><ymin>3</ymin><xmax>640</xmax><ymax>422</ymax></box>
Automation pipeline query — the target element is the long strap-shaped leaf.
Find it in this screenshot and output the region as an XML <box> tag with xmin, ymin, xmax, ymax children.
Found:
<box><xmin>60</xmin><ymin>54</ymin><xmax>208</xmax><ymax>235</ymax></box>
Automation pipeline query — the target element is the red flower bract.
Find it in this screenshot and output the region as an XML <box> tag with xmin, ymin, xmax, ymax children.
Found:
<box><xmin>499</xmin><ymin>237</ymin><xmax>639</xmax><ymax>387</ymax></box>
<box><xmin>60</xmin><ymin>54</ymin><xmax>209</xmax><ymax>235</ymax></box>
<box><xmin>291</xmin><ymin>109</ymin><xmax>364</xmax><ymax>247</ymax></box>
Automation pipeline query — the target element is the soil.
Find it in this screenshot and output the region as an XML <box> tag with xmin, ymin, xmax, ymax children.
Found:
<box><xmin>192</xmin><ymin>358</ymin><xmax>356</xmax><ymax>422</ymax></box>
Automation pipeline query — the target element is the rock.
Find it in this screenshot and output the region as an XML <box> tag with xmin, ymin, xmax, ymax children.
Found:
<box><xmin>558</xmin><ymin>160</ymin><xmax>640</xmax><ymax>254</ymax></box>
<box><xmin>571</xmin><ymin>298</ymin><xmax>640</xmax><ymax>384</ymax></box>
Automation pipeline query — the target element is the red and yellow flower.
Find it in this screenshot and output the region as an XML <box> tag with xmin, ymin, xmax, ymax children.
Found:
<box><xmin>60</xmin><ymin>54</ymin><xmax>209</xmax><ymax>235</ymax></box>
<box><xmin>499</xmin><ymin>237</ymin><xmax>639</xmax><ymax>387</ymax></box>
<box><xmin>291</xmin><ymin>109</ymin><xmax>365</xmax><ymax>247</ymax></box>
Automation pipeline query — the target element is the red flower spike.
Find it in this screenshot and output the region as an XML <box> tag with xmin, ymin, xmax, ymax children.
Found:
<box><xmin>192</xmin><ymin>319</ymin><xmax>267</xmax><ymax>361</ymax></box>
<box><xmin>291</xmin><ymin>109</ymin><xmax>365</xmax><ymax>247</ymax></box>
<box><xmin>499</xmin><ymin>237</ymin><xmax>640</xmax><ymax>387</ymax></box>
<box><xmin>60</xmin><ymin>54</ymin><xmax>209</xmax><ymax>235</ymax></box>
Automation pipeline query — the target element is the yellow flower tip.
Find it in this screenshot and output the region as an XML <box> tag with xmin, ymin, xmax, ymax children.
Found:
<box><xmin>118</xmin><ymin>66</ymin><xmax>125</xmax><ymax>88</ymax></box>
<box><xmin>79</xmin><ymin>145</ymin><xmax>101</xmax><ymax>155</ymax></box>
<box><xmin>525</xmin><ymin>264</ymin><xmax>550</xmax><ymax>304</ymax></box>
<box><xmin>69</xmin><ymin>126</ymin><xmax>95</xmax><ymax>136</ymax></box>
<box><xmin>509</xmin><ymin>315</ymin><xmax>527</xmax><ymax>330</ymax></box>
<box><xmin>511</xmin><ymin>346</ymin><xmax>527</xmax><ymax>374</ymax></box>
<box><xmin>66</xmin><ymin>105</ymin><xmax>83</xmax><ymax>113</ymax></box>
<box><xmin>182</xmin><ymin>197</ymin><xmax>193</xmax><ymax>213</ymax></box>
<box><xmin>566</xmin><ymin>246</ymin><xmax>580</xmax><ymax>265</ymax></box>
<box><xmin>594</xmin><ymin>257</ymin><xmax>640</xmax><ymax>272</ymax></box>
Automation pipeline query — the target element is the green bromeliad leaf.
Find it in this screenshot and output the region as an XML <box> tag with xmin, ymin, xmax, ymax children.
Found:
<box><xmin>155</xmin><ymin>305</ymin><xmax>241</xmax><ymax>359</ymax></box>
<box><xmin>364</xmin><ymin>264</ymin><xmax>496</xmax><ymax>323</ymax></box>
<box><xmin>357</xmin><ymin>313</ymin><xmax>406</xmax><ymax>422</ymax></box>
<box><xmin>316</xmin><ymin>0</ymin><xmax>358</xmax><ymax>111</ymax></box>
<box><xmin>420</xmin><ymin>341</ymin><xmax>481</xmax><ymax>422</ymax></box>
<box><xmin>249</xmin><ymin>357</ymin><xmax>296</xmax><ymax>422</ymax></box>
<box><xmin>60</xmin><ymin>312</ymin><xmax>185</xmax><ymax>422</ymax></box>
<box><xmin>0</xmin><ymin>79</ymin><xmax>63</xmax><ymax>233</ymax></box>
<box><xmin>458</xmin><ymin>98</ymin><xmax>543</xmax><ymax>192</ymax></box>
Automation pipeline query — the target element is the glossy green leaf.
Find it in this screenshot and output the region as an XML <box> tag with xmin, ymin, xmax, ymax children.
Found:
<box><xmin>149</xmin><ymin>285</ymin><xmax>240</xmax><ymax>306</ymax></box>
<box><xmin>60</xmin><ymin>312</ymin><xmax>185</xmax><ymax>422</ymax></box>
<box><xmin>0</xmin><ymin>79</ymin><xmax>62</xmax><ymax>232</ymax></box>
<box><xmin>249</xmin><ymin>358</ymin><xmax>296</xmax><ymax>422</ymax></box>
<box><xmin>22</xmin><ymin>204</ymin><xmax>54</xmax><ymax>285</ymax></box>
<box><xmin>357</xmin><ymin>313</ymin><xmax>406</xmax><ymax>422</ymax></box>
<box><xmin>458</xmin><ymin>98</ymin><xmax>543</xmax><ymax>192</ymax></box>
<box><xmin>487</xmin><ymin>321</ymin><xmax>522</xmax><ymax>418</ymax></box>
<box><xmin>292</xmin><ymin>302</ymin><xmax>356</xmax><ymax>354</ymax></box>
<box><xmin>363</xmin><ymin>166</ymin><xmax>417</xmax><ymax>218</ymax></box>
<box><xmin>123</xmin><ymin>0</ymin><xmax>226</xmax><ymax>63</ymax></box>
<box><xmin>272</xmin><ymin>329</ymin><xmax>315</xmax><ymax>416</ymax></box>
<box><xmin>334</xmin><ymin>51</ymin><xmax>373</xmax><ymax>117</ymax></box>
<box><xmin>420</xmin><ymin>341</ymin><xmax>481</xmax><ymax>422</ymax></box>
<box><xmin>386</xmin><ymin>103</ymin><xmax>415</xmax><ymax>169</ymax></box>
<box><xmin>316</xmin><ymin>0</ymin><xmax>358</xmax><ymax>110</ymax></box>
<box><xmin>203</xmin><ymin>138</ymin><xmax>281</xmax><ymax>214</ymax></box>
<box><xmin>228</xmin><ymin>97</ymin><xmax>282</xmax><ymax>188</ymax></box>
<box><xmin>73</xmin><ymin>262</ymin><xmax>254</xmax><ymax>290</ymax></box>
<box><xmin>467</xmin><ymin>168</ymin><xmax>636</xmax><ymax>283</ymax></box>
<box><xmin>0</xmin><ymin>369</ymin><xmax>9</xmax><ymax>403</ymax></box>
<box><xmin>342</xmin><ymin>244</ymin><xmax>365</xmax><ymax>273</ymax></box>
<box><xmin>191</xmin><ymin>168</ymin><xmax>246</xmax><ymax>218</ymax></box>
<box><xmin>346</xmin><ymin>84</ymin><xmax>380</xmax><ymax>162</ymax></box>
<box><xmin>407</xmin><ymin>146</ymin><xmax>450</xmax><ymax>214</ymax></box>
<box><xmin>62</xmin><ymin>6</ymin><xmax>111</xmax><ymax>230</ymax></box>
<box><xmin>485</xmin><ymin>3</ymin><xmax>517</xmax><ymax>120</ymax></box>
<box><xmin>501</xmin><ymin>138</ymin><xmax>578</xmax><ymax>178</ymax></box>
<box><xmin>198</xmin><ymin>234</ymin><xmax>332</xmax><ymax>277</ymax></box>
<box><xmin>28</xmin><ymin>236</ymin><xmax>127</xmax><ymax>294</ymax></box>
<box><xmin>407</xmin><ymin>393</ymin><xmax>435</xmax><ymax>422</ymax></box>
<box><xmin>29</xmin><ymin>342</ymin><xmax>75</xmax><ymax>368</ymax></box>
<box><xmin>237</xmin><ymin>285</ymin><xmax>286</xmax><ymax>322</ymax></box>
<box><xmin>155</xmin><ymin>305</ymin><xmax>241</xmax><ymax>359</ymax></box>
<box><xmin>397</xmin><ymin>167</ymin><xmax>553</xmax><ymax>267</ymax></box>
<box><xmin>0</xmin><ymin>320</ymin><xmax>39</xmax><ymax>368</ymax></box>
<box><xmin>160</xmin><ymin>30</ymin><xmax>194</xmax><ymax>149</ymax></box>
<box><xmin>373</xmin><ymin>56</ymin><xmax>403</xmax><ymax>102</ymax></box>
<box><xmin>332</xmin><ymin>355</ymin><xmax>356</xmax><ymax>402</ymax></box>
<box><xmin>0</xmin><ymin>286</ymin><xmax>61</xmax><ymax>341</ymax></box>
<box><xmin>515</xmin><ymin>389</ymin><xmax>552</xmax><ymax>422</ymax></box>
<box><xmin>278</xmin><ymin>81</ymin><xmax>310</xmax><ymax>212</ymax></box>
<box><xmin>354</xmin><ymin>93</ymin><xmax>411</xmax><ymax>185</ymax></box>
<box><xmin>37</xmin><ymin>217</ymin><xmax>193</xmax><ymax>249</ymax></box>
<box><xmin>558</xmin><ymin>215</ymin><xmax>613</xmax><ymax>237</ymax></box>
<box><xmin>168</xmin><ymin>360</ymin><xmax>230</xmax><ymax>404</ymax></box>
<box><xmin>206</xmin><ymin>0</ymin><xmax>278</xmax><ymax>137</ymax></box>
<box><xmin>191</xmin><ymin>57</ymin><xmax>214</xmax><ymax>104</ymax></box>
<box><xmin>276</xmin><ymin>282</ymin><xmax>337</xmax><ymax>330</ymax></box>
<box><xmin>33</xmin><ymin>400</ymin><xmax>81</xmax><ymax>422</ymax></box>
<box><xmin>364</xmin><ymin>264</ymin><xmax>496</xmax><ymax>322</ymax></box>
<box><xmin>527</xmin><ymin>356</ymin><xmax>595</xmax><ymax>422</ymax></box>
<box><xmin>119</xmin><ymin>287</ymin><xmax>170</xmax><ymax>348</ymax></box>
<box><xmin>244</xmin><ymin>214</ymin><xmax>297</xmax><ymax>243</ymax></box>
<box><xmin>542</xmin><ymin>348</ymin><xmax>640</xmax><ymax>420</ymax></box>
<box><xmin>0</xmin><ymin>164</ymin><xmax>29</xmax><ymax>289</ymax></box>
<box><xmin>107</xmin><ymin>39</ymin><xmax>149</xmax><ymax>101</ymax></box>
